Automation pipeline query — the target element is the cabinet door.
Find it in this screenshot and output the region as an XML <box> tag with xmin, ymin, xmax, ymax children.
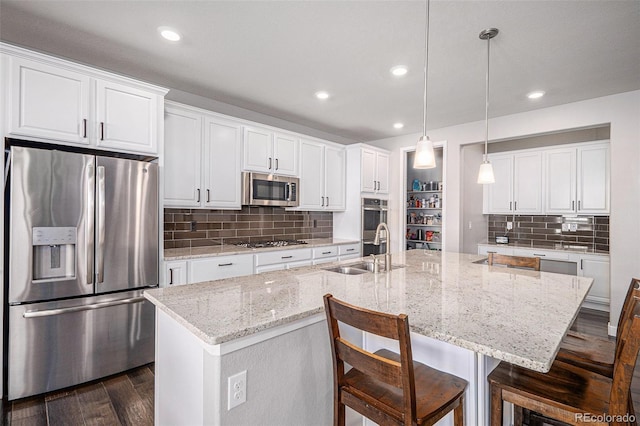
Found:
<box><xmin>273</xmin><ymin>132</ymin><xmax>299</xmax><ymax>176</ymax></box>
<box><xmin>203</xmin><ymin>117</ymin><xmax>242</xmax><ymax>209</ymax></box>
<box><xmin>8</xmin><ymin>56</ymin><xmax>90</xmax><ymax>144</ymax></box>
<box><xmin>545</xmin><ymin>148</ymin><xmax>577</xmax><ymax>214</ymax></box>
<box><xmin>164</xmin><ymin>108</ymin><xmax>203</xmax><ymax>207</ymax></box>
<box><xmin>484</xmin><ymin>154</ymin><xmax>513</xmax><ymax>214</ymax></box>
<box><xmin>361</xmin><ymin>149</ymin><xmax>377</xmax><ymax>192</ymax></box>
<box><xmin>513</xmin><ymin>152</ymin><xmax>542</xmax><ymax>213</ymax></box>
<box><xmin>577</xmin><ymin>144</ymin><xmax>609</xmax><ymax>214</ymax></box>
<box><xmin>324</xmin><ymin>145</ymin><xmax>346</xmax><ymax>210</ymax></box>
<box><xmin>95</xmin><ymin>80</ymin><xmax>158</xmax><ymax>154</ymax></box>
<box><xmin>165</xmin><ymin>261</ymin><xmax>188</xmax><ymax>287</ymax></box>
<box><xmin>243</xmin><ymin>126</ymin><xmax>273</xmax><ymax>172</ymax></box>
<box><xmin>376</xmin><ymin>152</ymin><xmax>390</xmax><ymax>194</ymax></box>
<box><xmin>579</xmin><ymin>256</ymin><xmax>610</xmax><ymax>305</ymax></box>
<box><xmin>298</xmin><ymin>139</ymin><xmax>325</xmax><ymax>210</ymax></box>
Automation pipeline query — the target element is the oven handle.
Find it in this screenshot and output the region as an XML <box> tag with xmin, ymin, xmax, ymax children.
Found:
<box><xmin>22</xmin><ymin>296</ymin><xmax>146</xmax><ymax>318</ymax></box>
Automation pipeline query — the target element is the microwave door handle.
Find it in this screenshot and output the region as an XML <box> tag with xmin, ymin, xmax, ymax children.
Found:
<box><xmin>285</xmin><ymin>182</ymin><xmax>291</xmax><ymax>201</ymax></box>
<box><xmin>96</xmin><ymin>166</ymin><xmax>106</xmax><ymax>284</ymax></box>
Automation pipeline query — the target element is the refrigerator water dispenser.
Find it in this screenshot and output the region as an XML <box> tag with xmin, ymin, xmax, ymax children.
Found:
<box><xmin>32</xmin><ymin>227</ymin><xmax>77</xmax><ymax>282</ymax></box>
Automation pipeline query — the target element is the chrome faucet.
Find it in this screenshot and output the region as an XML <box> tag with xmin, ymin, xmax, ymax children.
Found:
<box><xmin>373</xmin><ymin>222</ymin><xmax>391</xmax><ymax>272</ymax></box>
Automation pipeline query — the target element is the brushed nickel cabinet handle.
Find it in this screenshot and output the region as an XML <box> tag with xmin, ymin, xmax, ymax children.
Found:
<box><xmin>572</xmin><ymin>200</ymin><xmax>575</xmax><ymax>210</ymax></box>
<box><xmin>321</xmin><ymin>196</ymin><xmax>325</xmax><ymax>207</ymax></box>
<box><xmin>169</xmin><ymin>268</ymin><xmax>174</xmax><ymax>285</ymax></box>
<box><xmin>268</xmin><ymin>157</ymin><xmax>272</xmax><ymax>170</ymax></box>
<box><xmin>509</xmin><ymin>201</ymin><xmax>512</xmax><ymax>211</ymax></box>
<box><xmin>578</xmin><ymin>200</ymin><xmax>581</xmax><ymax>210</ymax></box>
<box><xmin>83</xmin><ymin>119</ymin><xmax>87</xmax><ymax>138</ymax></box>
<box><xmin>197</xmin><ymin>189</ymin><xmax>200</xmax><ymax>203</ymax></box>
<box><xmin>275</xmin><ymin>158</ymin><xmax>279</xmax><ymax>170</ymax></box>
<box><xmin>100</xmin><ymin>122</ymin><xmax>104</xmax><ymax>140</ymax></box>
<box><xmin>207</xmin><ymin>189</ymin><xmax>210</xmax><ymax>202</ymax></box>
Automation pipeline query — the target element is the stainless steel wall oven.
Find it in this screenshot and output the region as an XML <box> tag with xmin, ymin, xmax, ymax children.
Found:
<box><xmin>362</xmin><ymin>198</ymin><xmax>388</xmax><ymax>256</ymax></box>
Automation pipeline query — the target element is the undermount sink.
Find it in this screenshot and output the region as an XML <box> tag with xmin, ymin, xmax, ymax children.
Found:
<box><xmin>324</xmin><ymin>262</ymin><xmax>405</xmax><ymax>275</ymax></box>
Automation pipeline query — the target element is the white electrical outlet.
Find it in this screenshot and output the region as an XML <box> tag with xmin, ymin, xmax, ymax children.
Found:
<box><xmin>227</xmin><ymin>370</ymin><xmax>247</xmax><ymax>410</ymax></box>
<box><xmin>561</xmin><ymin>223</ymin><xmax>570</xmax><ymax>232</ymax></box>
<box><xmin>569</xmin><ymin>223</ymin><xmax>578</xmax><ymax>232</ymax></box>
<box><xmin>506</xmin><ymin>222</ymin><xmax>513</xmax><ymax>230</ymax></box>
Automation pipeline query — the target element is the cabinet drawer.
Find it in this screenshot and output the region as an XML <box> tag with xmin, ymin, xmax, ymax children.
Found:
<box><xmin>255</xmin><ymin>248</ymin><xmax>312</xmax><ymax>266</ymax></box>
<box><xmin>338</xmin><ymin>243</ymin><xmax>360</xmax><ymax>256</ymax></box>
<box><xmin>513</xmin><ymin>248</ymin><xmax>571</xmax><ymax>261</ymax></box>
<box><xmin>313</xmin><ymin>246</ymin><xmax>338</xmax><ymax>259</ymax></box>
<box><xmin>188</xmin><ymin>254</ymin><xmax>253</xmax><ymax>284</ymax></box>
<box><xmin>477</xmin><ymin>245</ymin><xmax>513</xmax><ymax>256</ymax></box>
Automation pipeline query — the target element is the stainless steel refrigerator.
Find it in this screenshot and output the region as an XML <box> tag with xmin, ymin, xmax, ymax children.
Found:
<box><xmin>5</xmin><ymin>143</ymin><xmax>158</xmax><ymax>400</ymax></box>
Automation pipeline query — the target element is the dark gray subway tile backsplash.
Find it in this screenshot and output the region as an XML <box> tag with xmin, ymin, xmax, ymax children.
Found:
<box><xmin>164</xmin><ymin>207</ymin><xmax>333</xmax><ymax>249</ymax></box>
<box><xmin>487</xmin><ymin>214</ymin><xmax>609</xmax><ymax>252</ymax></box>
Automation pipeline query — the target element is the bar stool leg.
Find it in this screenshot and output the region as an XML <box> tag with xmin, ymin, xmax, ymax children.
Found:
<box><xmin>491</xmin><ymin>384</ymin><xmax>503</xmax><ymax>426</ymax></box>
<box><xmin>514</xmin><ymin>406</ymin><xmax>524</xmax><ymax>426</ymax></box>
<box><xmin>454</xmin><ymin>396</ymin><xmax>464</xmax><ymax>426</ymax></box>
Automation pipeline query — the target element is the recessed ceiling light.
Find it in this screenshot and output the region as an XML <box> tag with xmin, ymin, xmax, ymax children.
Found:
<box><xmin>393</xmin><ymin>122</ymin><xmax>404</xmax><ymax>129</ymax></box>
<box><xmin>158</xmin><ymin>27</ymin><xmax>181</xmax><ymax>42</ymax></box>
<box><xmin>390</xmin><ymin>65</ymin><xmax>408</xmax><ymax>77</ymax></box>
<box><xmin>315</xmin><ymin>91</ymin><xmax>330</xmax><ymax>100</ymax></box>
<box><xmin>527</xmin><ymin>90</ymin><xmax>545</xmax><ymax>99</ymax></box>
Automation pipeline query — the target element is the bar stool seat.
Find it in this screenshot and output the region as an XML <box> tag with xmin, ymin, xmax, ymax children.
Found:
<box><xmin>324</xmin><ymin>294</ymin><xmax>468</xmax><ymax>426</ymax></box>
<box><xmin>342</xmin><ymin>348</ymin><xmax>467</xmax><ymax>424</ymax></box>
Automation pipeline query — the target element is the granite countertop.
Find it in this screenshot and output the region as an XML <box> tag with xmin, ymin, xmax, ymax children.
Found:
<box><xmin>478</xmin><ymin>241</ymin><xmax>609</xmax><ymax>256</ymax></box>
<box><xmin>164</xmin><ymin>238</ymin><xmax>360</xmax><ymax>260</ymax></box>
<box><xmin>145</xmin><ymin>250</ymin><xmax>592</xmax><ymax>372</ymax></box>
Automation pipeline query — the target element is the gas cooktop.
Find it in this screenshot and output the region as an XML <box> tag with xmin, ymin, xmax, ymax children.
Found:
<box><xmin>236</xmin><ymin>240</ymin><xmax>308</xmax><ymax>249</ymax></box>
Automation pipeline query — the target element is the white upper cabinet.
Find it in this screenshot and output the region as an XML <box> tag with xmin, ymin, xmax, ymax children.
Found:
<box><xmin>484</xmin><ymin>151</ymin><xmax>542</xmax><ymax>214</ymax></box>
<box><xmin>361</xmin><ymin>147</ymin><xmax>389</xmax><ymax>194</ymax></box>
<box><xmin>324</xmin><ymin>145</ymin><xmax>346</xmax><ymax>210</ymax></box>
<box><xmin>243</xmin><ymin>125</ymin><xmax>298</xmax><ymax>176</ymax></box>
<box><xmin>486</xmin><ymin>141</ymin><xmax>610</xmax><ymax>215</ymax></box>
<box><xmin>484</xmin><ymin>154</ymin><xmax>514</xmax><ymax>214</ymax></box>
<box><xmin>545</xmin><ymin>142</ymin><xmax>610</xmax><ymax>214</ymax></box>
<box><xmin>95</xmin><ymin>80</ymin><xmax>159</xmax><ymax>153</ymax></box>
<box><xmin>545</xmin><ymin>148</ymin><xmax>577</xmax><ymax>214</ymax></box>
<box><xmin>164</xmin><ymin>107</ymin><xmax>203</xmax><ymax>207</ymax></box>
<box><xmin>164</xmin><ymin>102</ymin><xmax>242</xmax><ymax>209</ymax></box>
<box><xmin>203</xmin><ymin>116</ymin><xmax>242</xmax><ymax>209</ymax></box>
<box><xmin>298</xmin><ymin>138</ymin><xmax>345</xmax><ymax>211</ymax></box>
<box><xmin>2</xmin><ymin>44</ymin><xmax>167</xmax><ymax>155</ymax></box>
<box><xmin>513</xmin><ymin>152</ymin><xmax>542</xmax><ymax>213</ymax></box>
<box><xmin>8</xmin><ymin>57</ymin><xmax>90</xmax><ymax>144</ymax></box>
<box><xmin>273</xmin><ymin>132</ymin><xmax>298</xmax><ymax>176</ymax></box>
<box><xmin>577</xmin><ymin>143</ymin><xmax>609</xmax><ymax>214</ymax></box>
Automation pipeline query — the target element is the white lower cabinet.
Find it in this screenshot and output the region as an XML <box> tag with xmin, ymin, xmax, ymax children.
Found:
<box><xmin>578</xmin><ymin>255</ymin><xmax>610</xmax><ymax>308</ymax></box>
<box><xmin>338</xmin><ymin>243</ymin><xmax>361</xmax><ymax>261</ymax></box>
<box><xmin>188</xmin><ymin>254</ymin><xmax>254</xmax><ymax>284</ymax></box>
<box><xmin>312</xmin><ymin>246</ymin><xmax>339</xmax><ymax>265</ymax></box>
<box><xmin>164</xmin><ymin>260</ymin><xmax>188</xmax><ymax>287</ymax></box>
<box><xmin>254</xmin><ymin>248</ymin><xmax>313</xmax><ymax>274</ymax></box>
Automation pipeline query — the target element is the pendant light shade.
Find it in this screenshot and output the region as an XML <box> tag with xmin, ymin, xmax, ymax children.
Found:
<box><xmin>477</xmin><ymin>28</ymin><xmax>499</xmax><ymax>184</ymax></box>
<box><xmin>413</xmin><ymin>0</ymin><xmax>436</xmax><ymax>169</ymax></box>
<box><xmin>414</xmin><ymin>135</ymin><xmax>436</xmax><ymax>169</ymax></box>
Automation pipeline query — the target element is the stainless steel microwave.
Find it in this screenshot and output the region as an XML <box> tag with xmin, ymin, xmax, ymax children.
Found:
<box><xmin>241</xmin><ymin>172</ymin><xmax>299</xmax><ymax>207</ymax></box>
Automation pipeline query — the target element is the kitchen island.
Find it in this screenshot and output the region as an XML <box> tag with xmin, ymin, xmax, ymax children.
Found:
<box><xmin>144</xmin><ymin>250</ymin><xmax>592</xmax><ymax>425</ymax></box>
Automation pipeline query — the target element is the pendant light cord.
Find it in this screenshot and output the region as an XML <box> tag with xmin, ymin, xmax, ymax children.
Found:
<box><xmin>423</xmin><ymin>0</ymin><xmax>430</xmax><ymax>137</ymax></box>
<box><xmin>484</xmin><ymin>33</ymin><xmax>490</xmax><ymax>162</ymax></box>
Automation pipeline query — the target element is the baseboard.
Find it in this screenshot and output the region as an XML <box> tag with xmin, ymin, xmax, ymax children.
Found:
<box><xmin>608</xmin><ymin>321</ymin><xmax>617</xmax><ymax>337</ymax></box>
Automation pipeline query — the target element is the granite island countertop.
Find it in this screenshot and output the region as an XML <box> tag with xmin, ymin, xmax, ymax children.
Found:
<box><xmin>144</xmin><ymin>250</ymin><xmax>593</xmax><ymax>372</ymax></box>
<box><xmin>164</xmin><ymin>237</ymin><xmax>359</xmax><ymax>260</ymax></box>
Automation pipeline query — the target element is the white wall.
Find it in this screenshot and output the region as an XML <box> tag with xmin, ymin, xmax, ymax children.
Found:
<box><xmin>367</xmin><ymin>90</ymin><xmax>640</xmax><ymax>331</ymax></box>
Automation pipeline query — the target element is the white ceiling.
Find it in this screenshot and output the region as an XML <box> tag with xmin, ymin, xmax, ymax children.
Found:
<box><xmin>1</xmin><ymin>0</ymin><xmax>639</xmax><ymax>143</ymax></box>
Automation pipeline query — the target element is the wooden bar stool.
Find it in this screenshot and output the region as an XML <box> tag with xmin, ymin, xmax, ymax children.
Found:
<box><xmin>487</xmin><ymin>253</ymin><xmax>540</xmax><ymax>270</ymax></box>
<box><xmin>488</xmin><ymin>299</ymin><xmax>640</xmax><ymax>426</ymax></box>
<box><xmin>323</xmin><ymin>294</ymin><xmax>467</xmax><ymax>426</ymax></box>
<box><xmin>556</xmin><ymin>278</ymin><xmax>640</xmax><ymax>378</ymax></box>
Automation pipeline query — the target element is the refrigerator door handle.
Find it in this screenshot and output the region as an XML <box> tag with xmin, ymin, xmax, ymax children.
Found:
<box><xmin>86</xmin><ymin>162</ymin><xmax>95</xmax><ymax>285</ymax></box>
<box><xmin>22</xmin><ymin>296</ymin><xmax>147</xmax><ymax>318</ymax></box>
<box><xmin>96</xmin><ymin>165</ymin><xmax>106</xmax><ymax>284</ymax></box>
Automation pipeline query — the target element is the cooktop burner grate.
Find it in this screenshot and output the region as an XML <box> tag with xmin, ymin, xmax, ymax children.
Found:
<box><xmin>236</xmin><ymin>240</ymin><xmax>308</xmax><ymax>249</ymax></box>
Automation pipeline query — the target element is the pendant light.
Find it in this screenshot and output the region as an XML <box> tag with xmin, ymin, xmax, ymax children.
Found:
<box><xmin>477</xmin><ymin>28</ymin><xmax>499</xmax><ymax>184</ymax></box>
<box><xmin>413</xmin><ymin>0</ymin><xmax>436</xmax><ymax>169</ymax></box>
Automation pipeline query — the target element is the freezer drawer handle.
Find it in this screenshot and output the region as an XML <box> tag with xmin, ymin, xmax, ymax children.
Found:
<box><xmin>22</xmin><ymin>296</ymin><xmax>146</xmax><ymax>318</ymax></box>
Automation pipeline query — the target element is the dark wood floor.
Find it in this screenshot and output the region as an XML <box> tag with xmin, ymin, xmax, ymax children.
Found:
<box><xmin>1</xmin><ymin>364</ymin><xmax>154</xmax><ymax>426</ymax></box>
<box><xmin>0</xmin><ymin>308</ymin><xmax>636</xmax><ymax>425</ymax></box>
